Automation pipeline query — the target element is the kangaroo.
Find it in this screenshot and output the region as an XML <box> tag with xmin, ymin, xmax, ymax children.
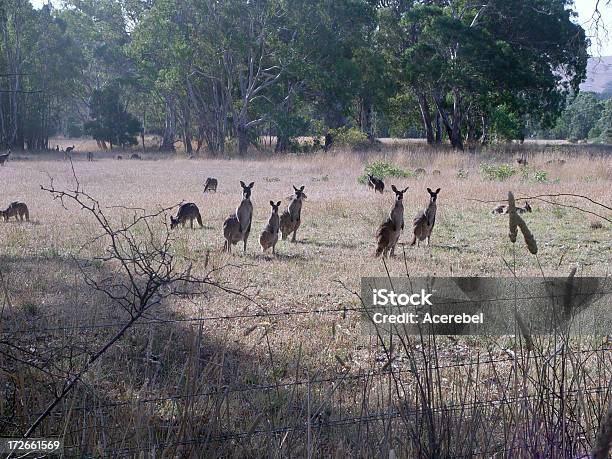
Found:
<box><xmin>204</xmin><ymin>177</ymin><xmax>218</xmax><ymax>193</ymax></box>
<box><xmin>492</xmin><ymin>201</ymin><xmax>532</xmax><ymax>215</ymax></box>
<box><xmin>517</xmin><ymin>156</ymin><xmax>528</xmax><ymax>166</ymax></box>
<box><xmin>170</xmin><ymin>203</ymin><xmax>203</xmax><ymax>229</ymax></box>
<box><xmin>223</xmin><ymin>181</ymin><xmax>254</xmax><ymax>253</ymax></box>
<box><xmin>87</xmin><ymin>152</ymin><xmax>94</xmax><ymax>161</ymax></box>
<box><xmin>414</xmin><ymin>168</ymin><xmax>426</xmax><ymax>176</ymax></box>
<box><xmin>411</xmin><ymin>187</ymin><xmax>441</xmax><ymax>247</ymax></box>
<box><xmin>280</xmin><ymin>185</ymin><xmax>307</xmax><ymax>242</ymax></box>
<box><xmin>491</xmin><ymin>204</ymin><xmax>507</xmax><ymax>214</ymax></box>
<box><xmin>0</xmin><ymin>150</ymin><xmax>9</xmax><ymax>166</ymax></box>
<box><xmin>130</xmin><ymin>153</ymin><xmax>142</xmax><ymax>160</ymax></box>
<box><xmin>260</xmin><ymin>201</ymin><xmax>282</xmax><ymax>254</ymax></box>
<box><xmin>367</xmin><ymin>174</ymin><xmax>385</xmax><ymax>193</ymax></box>
<box><xmin>65</xmin><ymin>145</ymin><xmax>75</xmax><ymax>154</ymax></box>
<box><xmin>516</xmin><ymin>201</ymin><xmax>532</xmax><ymax>214</ymax></box>
<box><xmin>375</xmin><ymin>185</ymin><xmax>409</xmax><ymax>258</ymax></box>
<box><xmin>0</xmin><ymin>202</ymin><xmax>29</xmax><ymax>222</ymax></box>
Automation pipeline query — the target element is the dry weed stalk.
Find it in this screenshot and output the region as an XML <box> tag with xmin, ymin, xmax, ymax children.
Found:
<box><xmin>593</xmin><ymin>404</ymin><xmax>612</xmax><ymax>459</ymax></box>
<box><xmin>507</xmin><ymin>191</ymin><xmax>538</xmax><ymax>254</ymax></box>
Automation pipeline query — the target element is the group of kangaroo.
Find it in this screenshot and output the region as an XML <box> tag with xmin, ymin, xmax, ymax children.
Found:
<box><xmin>170</xmin><ymin>174</ymin><xmax>441</xmax><ymax>258</ymax></box>
<box><xmin>170</xmin><ymin>179</ymin><xmax>307</xmax><ymax>255</ymax></box>
<box><xmin>375</xmin><ymin>185</ymin><xmax>441</xmax><ymax>258</ymax></box>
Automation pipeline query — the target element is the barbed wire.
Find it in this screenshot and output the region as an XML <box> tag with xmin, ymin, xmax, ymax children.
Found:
<box><xmin>24</xmin><ymin>347</ymin><xmax>611</xmax><ymax>420</ymax></box>
<box><xmin>58</xmin><ymin>385</ymin><xmax>609</xmax><ymax>457</ymax></box>
<box><xmin>2</xmin><ymin>289</ymin><xmax>610</xmax><ymax>335</ymax></box>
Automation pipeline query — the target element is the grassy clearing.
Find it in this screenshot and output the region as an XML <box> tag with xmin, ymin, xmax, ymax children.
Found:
<box><xmin>1</xmin><ymin>144</ymin><xmax>611</xmax><ymax>456</ymax></box>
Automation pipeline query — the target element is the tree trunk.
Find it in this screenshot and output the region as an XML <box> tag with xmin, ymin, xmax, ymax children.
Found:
<box><xmin>275</xmin><ymin>134</ymin><xmax>290</xmax><ymax>153</ymax></box>
<box><xmin>237</xmin><ymin>126</ymin><xmax>248</xmax><ymax>155</ymax></box>
<box><xmin>435</xmin><ymin>112</ymin><xmax>443</xmax><ymax>144</ymax></box>
<box><xmin>360</xmin><ymin>100</ymin><xmax>374</xmax><ymax>141</ymax></box>
<box><xmin>161</xmin><ymin>101</ymin><xmax>176</xmax><ymax>151</ymax></box>
<box><xmin>450</xmin><ymin>90</ymin><xmax>463</xmax><ymax>150</ymax></box>
<box><xmin>480</xmin><ymin>116</ymin><xmax>489</xmax><ymax>145</ymax></box>
<box><xmin>417</xmin><ymin>92</ymin><xmax>435</xmax><ymax>145</ymax></box>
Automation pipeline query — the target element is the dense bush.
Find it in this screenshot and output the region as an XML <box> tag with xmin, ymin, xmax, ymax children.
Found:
<box><xmin>329</xmin><ymin>127</ymin><xmax>371</xmax><ymax>151</ymax></box>
<box><xmin>357</xmin><ymin>160</ymin><xmax>413</xmax><ymax>184</ymax></box>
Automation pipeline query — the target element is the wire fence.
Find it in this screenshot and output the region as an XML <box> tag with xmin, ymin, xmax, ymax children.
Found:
<box><xmin>2</xmin><ymin>288</ymin><xmax>611</xmax><ymax>457</ymax></box>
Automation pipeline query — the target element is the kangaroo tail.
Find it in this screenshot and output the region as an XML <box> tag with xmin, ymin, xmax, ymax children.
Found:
<box><xmin>197</xmin><ymin>212</ymin><xmax>203</xmax><ymax>227</ymax></box>
<box><xmin>410</xmin><ymin>235</ymin><xmax>417</xmax><ymax>246</ymax></box>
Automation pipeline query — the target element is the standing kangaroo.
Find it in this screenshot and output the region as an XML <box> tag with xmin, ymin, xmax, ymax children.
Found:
<box><xmin>280</xmin><ymin>186</ymin><xmax>307</xmax><ymax>242</ymax></box>
<box><xmin>0</xmin><ymin>202</ymin><xmax>29</xmax><ymax>222</ymax></box>
<box><xmin>411</xmin><ymin>188</ymin><xmax>441</xmax><ymax>247</ymax></box>
<box><xmin>260</xmin><ymin>200</ymin><xmax>282</xmax><ymax>253</ymax></box>
<box><xmin>170</xmin><ymin>203</ymin><xmax>203</xmax><ymax>229</ymax></box>
<box><xmin>223</xmin><ymin>181</ymin><xmax>254</xmax><ymax>253</ymax></box>
<box><xmin>204</xmin><ymin>177</ymin><xmax>218</xmax><ymax>193</ymax></box>
<box><xmin>375</xmin><ymin>185</ymin><xmax>409</xmax><ymax>258</ymax></box>
<box><xmin>367</xmin><ymin>174</ymin><xmax>385</xmax><ymax>193</ymax></box>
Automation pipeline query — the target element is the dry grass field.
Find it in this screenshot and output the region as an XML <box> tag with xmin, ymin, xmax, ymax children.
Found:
<box><xmin>1</xmin><ymin>143</ymin><xmax>611</xmax><ymax>457</ymax></box>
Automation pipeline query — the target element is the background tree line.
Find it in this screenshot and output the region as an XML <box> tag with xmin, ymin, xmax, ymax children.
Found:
<box><xmin>0</xmin><ymin>0</ymin><xmax>604</xmax><ymax>153</ymax></box>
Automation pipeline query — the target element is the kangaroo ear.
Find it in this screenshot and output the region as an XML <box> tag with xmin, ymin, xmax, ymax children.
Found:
<box><xmin>403</xmin><ymin>186</ymin><xmax>409</xmax><ymax>193</ymax></box>
<box><xmin>391</xmin><ymin>185</ymin><xmax>398</xmax><ymax>193</ymax></box>
<box><xmin>240</xmin><ymin>180</ymin><xmax>245</xmax><ymax>187</ymax></box>
<box><xmin>277</xmin><ymin>201</ymin><xmax>282</xmax><ymax>207</ymax></box>
<box><xmin>427</xmin><ymin>187</ymin><xmax>432</xmax><ymax>194</ymax></box>
<box><xmin>435</xmin><ymin>188</ymin><xmax>441</xmax><ymax>194</ymax></box>
<box><xmin>300</xmin><ymin>185</ymin><xmax>305</xmax><ymax>191</ymax></box>
<box><xmin>270</xmin><ymin>200</ymin><xmax>274</xmax><ymax>206</ymax></box>
<box><xmin>249</xmin><ymin>182</ymin><xmax>254</xmax><ymax>188</ymax></box>
<box><xmin>293</xmin><ymin>185</ymin><xmax>298</xmax><ymax>191</ymax></box>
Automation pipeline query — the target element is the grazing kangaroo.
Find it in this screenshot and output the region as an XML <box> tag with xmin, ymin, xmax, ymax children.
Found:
<box><xmin>260</xmin><ymin>200</ymin><xmax>282</xmax><ymax>254</ymax></box>
<box><xmin>65</xmin><ymin>145</ymin><xmax>75</xmax><ymax>154</ymax></box>
<box><xmin>516</xmin><ymin>201</ymin><xmax>532</xmax><ymax>214</ymax></box>
<box><xmin>492</xmin><ymin>201</ymin><xmax>532</xmax><ymax>215</ymax></box>
<box><xmin>0</xmin><ymin>202</ymin><xmax>29</xmax><ymax>222</ymax></box>
<box><xmin>130</xmin><ymin>153</ymin><xmax>142</xmax><ymax>160</ymax></box>
<box><xmin>223</xmin><ymin>181</ymin><xmax>254</xmax><ymax>253</ymax></box>
<box><xmin>0</xmin><ymin>149</ymin><xmax>10</xmax><ymax>166</ymax></box>
<box><xmin>411</xmin><ymin>188</ymin><xmax>441</xmax><ymax>247</ymax></box>
<box><xmin>375</xmin><ymin>185</ymin><xmax>409</xmax><ymax>258</ymax></box>
<box><xmin>491</xmin><ymin>204</ymin><xmax>507</xmax><ymax>214</ymax></box>
<box><xmin>170</xmin><ymin>203</ymin><xmax>203</xmax><ymax>229</ymax></box>
<box><xmin>204</xmin><ymin>177</ymin><xmax>218</xmax><ymax>193</ymax></box>
<box><xmin>117</xmin><ymin>155</ymin><xmax>123</xmax><ymax>160</ymax></box>
<box><xmin>367</xmin><ymin>174</ymin><xmax>385</xmax><ymax>193</ymax></box>
<box><xmin>414</xmin><ymin>168</ymin><xmax>426</xmax><ymax>176</ymax></box>
<box><xmin>280</xmin><ymin>185</ymin><xmax>307</xmax><ymax>242</ymax></box>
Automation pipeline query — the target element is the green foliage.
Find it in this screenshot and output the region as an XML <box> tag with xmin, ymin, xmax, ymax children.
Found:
<box><xmin>490</xmin><ymin>105</ymin><xmax>524</xmax><ymax>142</ymax></box>
<box><xmin>480</xmin><ymin>163</ymin><xmax>516</xmax><ymax>181</ymax></box>
<box><xmin>329</xmin><ymin>127</ymin><xmax>371</xmax><ymax>150</ymax></box>
<box><xmin>357</xmin><ymin>160</ymin><xmax>413</xmax><ymax>184</ymax></box>
<box><xmin>84</xmin><ymin>85</ymin><xmax>141</xmax><ymax>148</ymax></box>
<box><xmin>588</xmin><ymin>98</ymin><xmax>612</xmax><ymax>144</ymax></box>
<box><xmin>533</xmin><ymin>170</ymin><xmax>550</xmax><ymax>184</ymax></box>
<box><xmin>550</xmin><ymin>92</ymin><xmax>604</xmax><ymax>142</ymax></box>
<box><xmin>456</xmin><ymin>169</ymin><xmax>469</xmax><ymax>180</ymax></box>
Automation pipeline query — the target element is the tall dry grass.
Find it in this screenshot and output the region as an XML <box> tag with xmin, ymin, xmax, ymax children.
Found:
<box><xmin>0</xmin><ymin>143</ymin><xmax>610</xmax><ymax>457</ymax></box>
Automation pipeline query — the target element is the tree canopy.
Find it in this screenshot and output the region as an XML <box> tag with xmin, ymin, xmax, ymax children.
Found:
<box><xmin>0</xmin><ymin>0</ymin><xmax>600</xmax><ymax>152</ymax></box>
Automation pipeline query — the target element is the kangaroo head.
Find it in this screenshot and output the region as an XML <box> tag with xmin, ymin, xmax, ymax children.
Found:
<box><xmin>293</xmin><ymin>185</ymin><xmax>307</xmax><ymax>200</ymax></box>
<box><xmin>427</xmin><ymin>187</ymin><xmax>441</xmax><ymax>202</ymax></box>
<box><xmin>524</xmin><ymin>201</ymin><xmax>532</xmax><ymax>212</ymax></box>
<box><xmin>240</xmin><ymin>181</ymin><xmax>254</xmax><ymax>199</ymax></box>
<box><xmin>391</xmin><ymin>185</ymin><xmax>409</xmax><ymax>200</ymax></box>
<box><xmin>170</xmin><ymin>215</ymin><xmax>179</xmax><ymax>229</ymax></box>
<box><xmin>270</xmin><ymin>200</ymin><xmax>282</xmax><ymax>213</ymax></box>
